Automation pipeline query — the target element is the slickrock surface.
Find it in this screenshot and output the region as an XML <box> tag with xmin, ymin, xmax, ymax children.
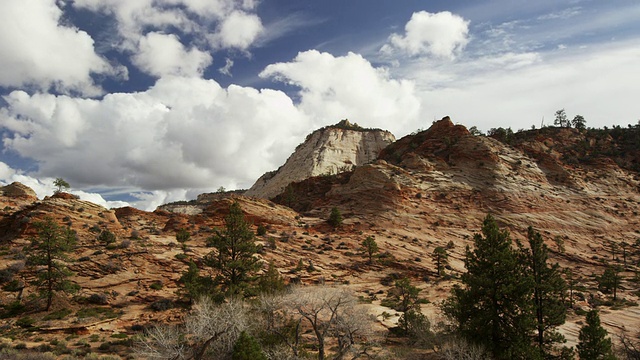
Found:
<box><xmin>246</xmin><ymin>120</ymin><xmax>395</xmax><ymax>199</ymax></box>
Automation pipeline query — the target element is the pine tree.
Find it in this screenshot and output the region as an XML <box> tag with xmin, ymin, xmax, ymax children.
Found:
<box><xmin>598</xmin><ymin>265</ymin><xmax>623</xmax><ymax>301</ymax></box>
<box><xmin>564</xmin><ymin>268</ymin><xmax>578</xmax><ymax>308</ymax></box>
<box><xmin>432</xmin><ymin>246</ymin><xmax>449</xmax><ymax>276</ymax></box>
<box><xmin>28</xmin><ymin>217</ymin><xmax>79</xmax><ymax>311</ymax></box>
<box><xmin>526</xmin><ymin>227</ymin><xmax>568</xmax><ymax>358</ymax></box>
<box><xmin>205</xmin><ymin>202</ymin><xmax>261</xmax><ymax>297</ymax></box>
<box><xmin>577</xmin><ymin>310</ymin><xmax>615</xmax><ymax>360</ymax></box>
<box><xmin>362</xmin><ymin>236</ymin><xmax>378</xmax><ymax>264</ymax></box>
<box><xmin>572</xmin><ymin>115</ymin><xmax>586</xmax><ymax>130</ymax></box>
<box><xmin>554</xmin><ymin>109</ymin><xmax>569</xmax><ymax>127</ymax></box>
<box><xmin>386</xmin><ymin>277</ymin><xmax>421</xmax><ymax>313</ymax></box>
<box><xmin>176</xmin><ymin>228</ymin><xmax>191</xmax><ymax>252</ymax></box>
<box><xmin>443</xmin><ymin>214</ymin><xmax>535</xmax><ymax>360</ymax></box>
<box><xmin>257</xmin><ymin>260</ymin><xmax>285</xmax><ymax>295</ymax></box>
<box><xmin>328</xmin><ymin>207</ymin><xmax>342</xmax><ymax>229</ymax></box>
<box><xmin>179</xmin><ymin>260</ymin><xmax>217</xmax><ymax>303</ymax></box>
<box><xmin>232</xmin><ymin>331</ymin><xmax>267</xmax><ymax>360</ymax></box>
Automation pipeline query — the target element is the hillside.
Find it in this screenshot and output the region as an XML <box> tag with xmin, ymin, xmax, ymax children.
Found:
<box><xmin>0</xmin><ymin>118</ymin><xmax>639</xmax><ymax>358</ymax></box>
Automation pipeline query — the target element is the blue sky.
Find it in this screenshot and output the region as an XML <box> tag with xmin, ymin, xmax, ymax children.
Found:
<box><xmin>1</xmin><ymin>0</ymin><xmax>639</xmax><ymax>209</ymax></box>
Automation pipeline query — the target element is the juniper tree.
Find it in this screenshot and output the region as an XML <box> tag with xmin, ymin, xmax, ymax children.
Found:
<box><xmin>443</xmin><ymin>214</ymin><xmax>536</xmax><ymax>360</ymax></box>
<box><xmin>27</xmin><ymin>217</ymin><xmax>79</xmax><ymax>311</ymax></box>
<box><xmin>432</xmin><ymin>246</ymin><xmax>449</xmax><ymax>276</ymax></box>
<box><xmin>525</xmin><ymin>226</ymin><xmax>568</xmax><ymax>358</ymax></box>
<box><xmin>176</xmin><ymin>228</ymin><xmax>190</xmax><ymax>244</ymax></box>
<box><xmin>53</xmin><ymin>178</ymin><xmax>70</xmax><ymax>193</ymax></box>
<box><xmin>97</xmin><ymin>229</ymin><xmax>116</xmax><ymax>246</ymax></box>
<box><xmin>205</xmin><ymin>202</ymin><xmax>261</xmax><ymax>297</ymax></box>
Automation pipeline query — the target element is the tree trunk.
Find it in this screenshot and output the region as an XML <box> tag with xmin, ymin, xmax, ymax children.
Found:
<box><xmin>191</xmin><ymin>331</ymin><xmax>225</xmax><ymax>360</ymax></box>
<box><xmin>46</xmin><ymin>248</ymin><xmax>53</xmax><ymax>311</ymax></box>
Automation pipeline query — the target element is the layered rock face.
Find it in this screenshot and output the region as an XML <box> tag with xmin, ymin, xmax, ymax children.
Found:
<box><xmin>0</xmin><ymin>182</ymin><xmax>37</xmax><ymax>199</ymax></box>
<box><xmin>0</xmin><ymin>182</ymin><xmax>39</xmax><ymax>212</ymax></box>
<box><xmin>245</xmin><ymin>120</ymin><xmax>395</xmax><ymax>199</ymax></box>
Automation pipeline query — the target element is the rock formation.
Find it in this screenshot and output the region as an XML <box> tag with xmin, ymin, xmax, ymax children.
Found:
<box><xmin>1</xmin><ymin>119</ymin><xmax>639</xmax><ymax>358</ymax></box>
<box><xmin>0</xmin><ymin>182</ymin><xmax>39</xmax><ymax>214</ymax></box>
<box><xmin>245</xmin><ymin>120</ymin><xmax>395</xmax><ymax>199</ymax></box>
<box><xmin>0</xmin><ymin>182</ymin><xmax>37</xmax><ymax>199</ymax></box>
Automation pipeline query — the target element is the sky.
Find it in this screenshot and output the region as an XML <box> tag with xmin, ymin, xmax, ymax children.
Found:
<box><xmin>0</xmin><ymin>0</ymin><xmax>639</xmax><ymax>210</ymax></box>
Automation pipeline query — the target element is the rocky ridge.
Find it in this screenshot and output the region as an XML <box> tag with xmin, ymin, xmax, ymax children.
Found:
<box><xmin>245</xmin><ymin>119</ymin><xmax>395</xmax><ymax>199</ymax></box>
<box><xmin>0</xmin><ymin>118</ymin><xmax>639</xmax><ymax>358</ymax></box>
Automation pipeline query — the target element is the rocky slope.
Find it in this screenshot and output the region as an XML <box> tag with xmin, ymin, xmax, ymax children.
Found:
<box><xmin>0</xmin><ymin>118</ymin><xmax>639</xmax><ymax>358</ymax></box>
<box><xmin>245</xmin><ymin>119</ymin><xmax>395</xmax><ymax>199</ymax></box>
<box><xmin>0</xmin><ymin>182</ymin><xmax>38</xmax><ymax>214</ymax></box>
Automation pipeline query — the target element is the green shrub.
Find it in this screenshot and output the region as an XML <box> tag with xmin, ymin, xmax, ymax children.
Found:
<box><xmin>43</xmin><ymin>308</ymin><xmax>73</xmax><ymax>321</ymax></box>
<box><xmin>176</xmin><ymin>229</ymin><xmax>190</xmax><ymax>244</ymax></box>
<box><xmin>36</xmin><ymin>344</ymin><xmax>53</xmax><ymax>353</ymax></box>
<box><xmin>150</xmin><ymin>299</ymin><xmax>173</xmax><ymax>312</ymax></box>
<box><xmin>328</xmin><ymin>207</ymin><xmax>342</xmax><ymax>229</ymax></box>
<box><xmin>76</xmin><ymin>307</ymin><xmax>120</xmax><ymax>319</ymax></box>
<box><xmin>98</xmin><ymin>230</ymin><xmax>116</xmax><ymax>245</ymax></box>
<box><xmin>16</xmin><ymin>316</ymin><xmax>35</xmax><ymax>328</ymax></box>
<box><xmin>88</xmin><ymin>293</ymin><xmax>109</xmax><ymax>305</ymax></box>
<box><xmin>149</xmin><ymin>282</ymin><xmax>163</xmax><ymax>290</ymax></box>
<box><xmin>1</xmin><ymin>301</ymin><xmax>26</xmax><ymax>318</ymax></box>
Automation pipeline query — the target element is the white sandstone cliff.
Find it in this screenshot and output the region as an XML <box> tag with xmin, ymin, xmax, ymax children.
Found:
<box><xmin>245</xmin><ymin>121</ymin><xmax>395</xmax><ymax>199</ymax></box>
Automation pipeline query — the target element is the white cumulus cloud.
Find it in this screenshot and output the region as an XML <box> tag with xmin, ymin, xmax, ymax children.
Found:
<box><xmin>0</xmin><ymin>76</ymin><xmax>310</xmax><ymax>194</ymax></box>
<box><xmin>71</xmin><ymin>0</ymin><xmax>265</xmax><ymax>79</ymax></box>
<box><xmin>73</xmin><ymin>0</ymin><xmax>264</xmax><ymax>56</ymax></box>
<box><xmin>133</xmin><ymin>32</ymin><xmax>213</xmax><ymax>77</ymax></box>
<box><xmin>0</xmin><ymin>0</ymin><xmax>113</xmax><ymax>95</ymax></box>
<box><xmin>260</xmin><ymin>50</ymin><xmax>421</xmax><ymax>135</ymax></box>
<box><xmin>72</xmin><ymin>0</ymin><xmax>189</xmax><ymax>50</ymax></box>
<box><xmin>382</xmin><ymin>11</ymin><xmax>470</xmax><ymax>59</ymax></box>
<box><xmin>210</xmin><ymin>10</ymin><xmax>264</xmax><ymax>50</ymax></box>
